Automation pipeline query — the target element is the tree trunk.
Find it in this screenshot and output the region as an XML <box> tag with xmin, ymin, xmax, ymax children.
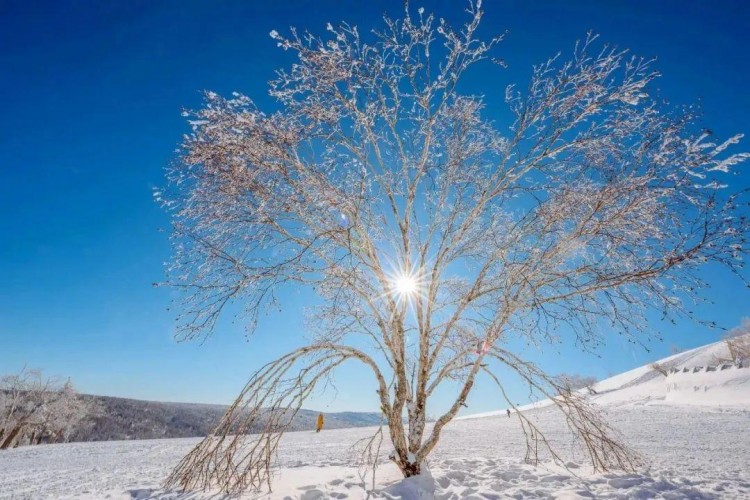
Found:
<box><xmin>387</xmin><ymin>418</ymin><xmax>423</xmax><ymax>478</ymax></box>
<box><xmin>0</xmin><ymin>425</ymin><xmax>23</xmax><ymax>450</ymax></box>
<box><xmin>399</xmin><ymin>460</ymin><xmax>422</xmax><ymax>477</ymax></box>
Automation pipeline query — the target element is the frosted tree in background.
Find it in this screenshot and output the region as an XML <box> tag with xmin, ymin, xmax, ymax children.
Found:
<box><xmin>0</xmin><ymin>369</ymin><xmax>96</xmax><ymax>449</ymax></box>
<box><xmin>722</xmin><ymin>317</ymin><xmax>750</xmax><ymax>365</ymax></box>
<box><xmin>160</xmin><ymin>2</ymin><xmax>749</xmax><ymax>493</ymax></box>
<box><xmin>556</xmin><ymin>373</ymin><xmax>598</xmax><ymax>395</ymax></box>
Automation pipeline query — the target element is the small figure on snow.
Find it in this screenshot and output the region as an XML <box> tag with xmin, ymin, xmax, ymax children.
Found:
<box><xmin>506</xmin><ymin>409</ymin><xmax>511</xmax><ymax>418</ymax></box>
<box><xmin>316</xmin><ymin>413</ymin><xmax>324</xmax><ymax>433</ymax></box>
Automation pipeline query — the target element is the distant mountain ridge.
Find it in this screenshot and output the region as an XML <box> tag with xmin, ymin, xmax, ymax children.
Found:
<box><xmin>69</xmin><ymin>394</ymin><xmax>382</xmax><ymax>442</ymax></box>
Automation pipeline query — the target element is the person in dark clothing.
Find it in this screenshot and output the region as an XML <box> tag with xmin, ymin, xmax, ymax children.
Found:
<box><xmin>506</xmin><ymin>409</ymin><xmax>511</xmax><ymax>418</ymax></box>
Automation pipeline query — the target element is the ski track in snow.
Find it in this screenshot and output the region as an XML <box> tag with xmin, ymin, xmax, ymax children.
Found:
<box><xmin>1</xmin><ymin>405</ymin><xmax>749</xmax><ymax>499</ymax></box>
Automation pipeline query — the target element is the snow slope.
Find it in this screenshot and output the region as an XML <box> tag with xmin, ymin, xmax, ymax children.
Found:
<box><xmin>592</xmin><ymin>335</ymin><xmax>750</xmax><ymax>408</ymax></box>
<box><xmin>1</xmin><ymin>338</ymin><xmax>749</xmax><ymax>499</ymax></box>
<box><xmin>462</xmin><ymin>335</ymin><xmax>750</xmax><ymax>420</ymax></box>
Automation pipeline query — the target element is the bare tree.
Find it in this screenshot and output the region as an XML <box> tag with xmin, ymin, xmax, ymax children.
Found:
<box><xmin>722</xmin><ymin>317</ymin><xmax>750</xmax><ymax>366</ymax></box>
<box><xmin>650</xmin><ymin>362</ymin><xmax>670</xmax><ymax>377</ymax></box>
<box><xmin>0</xmin><ymin>369</ymin><xmax>95</xmax><ymax>449</ymax></box>
<box><xmin>556</xmin><ymin>373</ymin><xmax>598</xmax><ymax>395</ymax></box>
<box><xmin>159</xmin><ymin>2</ymin><xmax>749</xmax><ymax>493</ymax></box>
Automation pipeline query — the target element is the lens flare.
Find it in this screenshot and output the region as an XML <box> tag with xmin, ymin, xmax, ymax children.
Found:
<box><xmin>394</xmin><ymin>274</ymin><xmax>418</xmax><ymax>296</ymax></box>
<box><xmin>380</xmin><ymin>259</ymin><xmax>430</xmax><ymax>307</ymax></box>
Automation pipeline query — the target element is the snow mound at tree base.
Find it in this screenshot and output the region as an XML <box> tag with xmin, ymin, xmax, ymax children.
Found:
<box><xmin>380</xmin><ymin>466</ymin><xmax>435</xmax><ymax>499</ymax></box>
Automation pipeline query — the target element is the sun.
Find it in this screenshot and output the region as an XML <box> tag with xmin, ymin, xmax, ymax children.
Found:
<box><xmin>394</xmin><ymin>274</ymin><xmax>418</xmax><ymax>297</ymax></box>
<box><xmin>383</xmin><ymin>260</ymin><xmax>428</xmax><ymax>305</ymax></box>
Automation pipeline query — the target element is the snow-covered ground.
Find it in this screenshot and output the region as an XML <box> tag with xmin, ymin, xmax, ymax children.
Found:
<box><xmin>2</xmin><ymin>338</ymin><xmax>749</xmax><ymax>499</ymax></box>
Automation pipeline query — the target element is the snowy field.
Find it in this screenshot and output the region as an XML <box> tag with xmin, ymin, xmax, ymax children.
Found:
<box><xmin>2</xmin><ymin>339</ymin><xmax>749</xmax><ymax>499</ymax></box>
<box><xmin>2</xmin><ymin>405</ymin><xmax>748</xmax><ymax>499</ymax></box>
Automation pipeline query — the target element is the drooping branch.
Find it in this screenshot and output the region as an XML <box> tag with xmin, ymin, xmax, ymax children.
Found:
<box><xmin>165</xmin><ymin>344</ymin><xmax>389</xmax><ymax>494</ymax></box>
<box><xmin>484</xmin><ymin>350</ymin><xmax>641</xmax><ymax>472</ymax></box>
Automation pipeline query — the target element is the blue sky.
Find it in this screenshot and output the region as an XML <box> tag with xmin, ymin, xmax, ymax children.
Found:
<box><xmin>1</xmin><ymin>1</ymin><xmax>749</xmax><ymax>415</ymax></box>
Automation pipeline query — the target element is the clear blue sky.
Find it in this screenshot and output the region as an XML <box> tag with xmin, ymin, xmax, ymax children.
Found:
<box><xmin>1</xmin><ymin>1</ymin><xmax>748</xmax><ymax>415</ymax></box>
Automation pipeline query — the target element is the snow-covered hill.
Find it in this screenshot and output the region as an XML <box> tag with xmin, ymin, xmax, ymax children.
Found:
<box><xmin>593</xmin><ymin>335</ymin><xmax>750</xmax><ymax>408</ymax></box>
<box><xmin>1</xmin><ymin>337</ymin><xmax>748</xmax><ymax>499</ymax></box>
<box><xmin>462</xmin><ymin>335</ymin><xmax>750</xmax><ymax>420</ymax></box>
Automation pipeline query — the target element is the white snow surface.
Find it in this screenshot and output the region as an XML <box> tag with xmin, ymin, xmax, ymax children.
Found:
<box><xmin>2</xmin><ymin>338</ymin><xmax>749</xmax><ymax>499</ymax></box>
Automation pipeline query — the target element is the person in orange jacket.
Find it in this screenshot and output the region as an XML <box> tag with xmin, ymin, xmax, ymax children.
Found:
<box><xmin>316</xmin><ymin>413</ymin><xmax>324</xmax><ymax>433</ymax></box>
